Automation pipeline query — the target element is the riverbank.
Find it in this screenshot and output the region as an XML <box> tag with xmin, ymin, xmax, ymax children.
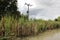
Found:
<box><xmin>0</xmin><ymin>28</ymin><xmax>60</xmax><ymax>40</ymax></box>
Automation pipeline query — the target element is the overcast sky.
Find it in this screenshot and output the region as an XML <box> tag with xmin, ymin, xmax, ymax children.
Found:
<box><xmin>17</xmin><ymin>0</ymin><xmax>60</xmax><ymax>20</ymax></box>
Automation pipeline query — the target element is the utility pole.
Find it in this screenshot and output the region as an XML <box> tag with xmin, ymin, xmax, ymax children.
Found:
<box><xmin>25</xmin><ymin>3</ymin><xmax>32</xmax><ymax>20</ymax></box>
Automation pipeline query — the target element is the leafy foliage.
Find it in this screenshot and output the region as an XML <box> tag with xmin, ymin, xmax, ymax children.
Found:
<box><xmin>0</xmin><ymin>0</ymin><xmax>20</xmax><ymax>19</ymax></box>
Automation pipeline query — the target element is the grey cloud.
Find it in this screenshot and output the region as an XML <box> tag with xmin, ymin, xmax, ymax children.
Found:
<box><xmin>34</xmin><ymin>0</ymin><xmax>54</xmax><ymax>6</ymax></box>
<box><xmin>31</xmin><ymin>0</ymin><xmax>60</xmax><ymax>19</ymax></box>
<box><xmin>29</xmin><ymin>8</ymin><xmax>43</xmax><ymax>15</ymax></box>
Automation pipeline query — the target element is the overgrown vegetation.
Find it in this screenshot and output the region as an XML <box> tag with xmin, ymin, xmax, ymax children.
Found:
<box><xmin>0</xmin><ymin>15</ymin><xmax>60</xmax><ymax>38</ymax></box>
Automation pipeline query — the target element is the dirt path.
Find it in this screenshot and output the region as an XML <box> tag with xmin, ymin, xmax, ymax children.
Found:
<box><xmin>22</xmin><ymin>29</ymin><xmax>60</xmax><ymax>40</ymax></box>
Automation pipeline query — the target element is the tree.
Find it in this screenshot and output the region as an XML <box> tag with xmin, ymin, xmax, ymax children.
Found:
<box><xmin>0</xmin><ymin>0</ymin><xmax>20</xmax><ymax>19</ymax></box>
<box><xmin>55</xmin><ymin>16</ymin><xmax>60</xmax><ymax>21</ymax></box>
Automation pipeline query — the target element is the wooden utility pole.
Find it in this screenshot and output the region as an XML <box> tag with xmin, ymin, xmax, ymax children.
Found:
<box><xmin>25</xmin><ymin>3</ymin><xmax>32</xmax><ymax>20</ymax></box>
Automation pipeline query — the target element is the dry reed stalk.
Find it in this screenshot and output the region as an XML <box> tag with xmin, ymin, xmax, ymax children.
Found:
<box><xmin>1</xmin><ymin>17</ymin><xmax>5</xmax><ymax>37</ymax></box>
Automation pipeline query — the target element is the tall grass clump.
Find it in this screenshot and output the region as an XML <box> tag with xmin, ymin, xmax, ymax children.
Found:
<box><xmin>0</xmin><ymin>16</ymin><xmax>19</xmax><ymax>37</ymax></box>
